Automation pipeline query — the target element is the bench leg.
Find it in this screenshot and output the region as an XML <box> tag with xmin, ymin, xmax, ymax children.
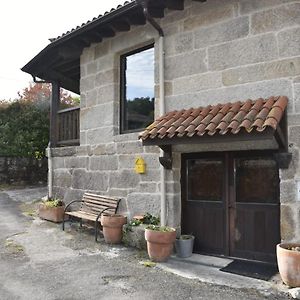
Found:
<box><xmin>80</xmin><ymin>219</ymin><xmax>82</xmax><ymax>227</ymax></box>
<box><xmin>95</xmin><ymin>221</ymin><xmax>98</xmax><ymax>242</ymax></box>
<box><xmin>62</xmin><ymin>214</ymin><xmax>65</xmax><ymax>231</ymax></box>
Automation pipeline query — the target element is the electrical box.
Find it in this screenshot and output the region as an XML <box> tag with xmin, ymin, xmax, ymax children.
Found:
<box><xmin>135</xmin><ymin>157</ymin><xmax>146</xmax><ymax>174</ymax></box>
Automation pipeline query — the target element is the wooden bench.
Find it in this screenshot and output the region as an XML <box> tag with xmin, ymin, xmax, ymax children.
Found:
<box><xmin>62</xmin><ymin>193</ymin><xmax>121</xmax><ymax>241</ymax></box>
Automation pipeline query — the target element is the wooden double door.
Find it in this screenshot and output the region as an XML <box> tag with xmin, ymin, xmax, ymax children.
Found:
<box><xmin>181</xmin><ymin>152</ymin><xmax>280</xmax><ymax>263</ymax></box>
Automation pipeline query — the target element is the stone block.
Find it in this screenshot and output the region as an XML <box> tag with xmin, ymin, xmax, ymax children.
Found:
<box><xmin>290</xmin><ymin>126</ymin><xmax>300</xmax><ymax>148</ymax></box>
<box><xmin>97</xmin><ymin>84</ymin><xmax>117</xmax><ymax>104</ymax></box>
<box><xmin>251</xmin><ymin>3</ymin><xmax>300</xmax><ymax>34</ymax></box>
<box><xmin>240</xmin><ymin>0</ymin><xmax>295</xmax><ymax>14</ymax></box>
<box><xmin>81</xmin><ymin>47</ymin><xmax>95</xmax><ymax>64</ymax></box>
<box><xmin>51</xmin><ymin>147</ymin><xmax>76</xmax><ymax>157</ymax></box>
<box><xmin>52</xmin><ymin>157</ymin><xmax>65</xmax><ymax>169</ymax></box>
<box><xmin>80</xmin><ymin>75</ymin><xmax>95</xmax><ymax>92</ymax></box>
<box><xmin>109</xmin><ymin>170</ymin><xmax>139</xmax><ymax>189</ymax></box>
<box><xmin>144</xmin><ymin>145</ymin><xmax>160</xmax><ymax>154</ymax></box>
<box><xmin>184</xmin><ymin>2</ymin><xmax>235</xmax><ymax>31</ymax></box>
<box><xmin>222</xmin><ymin>57</ymin><xmax>300</xmax><ymax>86</ymax></box>
<box><xmin>138</xmin><ymin>182</ymin><xmax>158</xmax><ymax>193</ymax></box>
<box><xmin>288</xmin><ymin>114</ymin><xmax>300</xmax><ymax>126</ymax></box>
<box><xmin>80</xmin><ymin>64</ymin><xmax>87</xmax><ymax>78</ymax></box>
<box><xmin>92</xmin><ymin>143</ymin><xmax>116</xmax><ymax>155</ymax></box>
<box><xmin>81</xmin><ymin>103</ymin><xmax>114</xmax><ymax>130</ymax></box>
<box><xmin>85</xmin><ymin>89</ymin><xmax>97</xmax><ymax>107</ymax></box>
<box><xmin>96</xmin><ymin>54</ymin><xmax>116</xmax><ymax>73</ymax></box>
<box><xmin>165</xmin><ymin>32</ymin><xmax>193</xmax><ymax>56</ymax></box>
<box><xmin>123</xmin><ymin>224</ymin><xmax>147</xmax><ymax>250</ymax></box>
<box><xmin>95</xmin><ymin>69</ymin><xmax>117</xmax><ymax>87</ymax></box>
<box><xmin>89</xmin><ymin>155</ymin><xmax>118</xmax><ymax>171</ymax></box>
<box><xmin>165</xmin><ymin>49</ymin><xmax>207</xmax><ymax>80</ymax></box>
<box><xmin>294</xmin><ymin>84</ymin><xmax>300</xmax><ymax>113</ymax></box>
<box><xmin>173</xmin><ymin>72</ymin><xmax>222</xmax><ymax>95</ymax></box>
<box><xmin>116</xmin><ymin>141</ymin><xmax>144</xmax><ymax>154</ymax></box>
<box><xmin>161</xmin><ymin>8</ymin><xmax>189</xmax><ymax>26</ymax></box>
<box><xmin>166</xmin><ymin>79</ymin><xmax>292</xmax><ymax>111</ymax></box>
<box><xmin>280</xmin><ymin>180</ymin><xmax>296</xmax><ymax>203</ymax></box>
<box><xmin>118</xmin><ymin>154</ymin><xmax>137</xmax><ymax>170</ymax></box>
<box><xmin>80</xmin><ymin>131</ymin><xmax>87</xmax><ymax>145</ymax></box>
<box><xmin>110</xmin><ymin>25</ymin><xmax>156</xmax><ymax>53</ymax></box>
<box><xmin>278</xmin><ymin>27</ymin><xmax>300</xmax><ymax>58</ymax></box>
<box><xmin>64</xmin><ymin>157</ymin><xmax>88</xmax><ymax>169</ymax></box>
<box><xmin>280</xmin><ymin>148</ymin><xmax>299</xmax><ymax>180</ymax></box>
<box><xmin>76</xmin><ymin>145</ymin><xmax>92</xmax><ymax>156</ymax></box>
<box><xmin>86</xmin><ymin>127</ymin><xmax>115</xmax><ymax>145</ymax></box>
<box><xmin>194</xmin><ymin>16</ymin><xmax>249</xmax><ymax>49</ymax></box>
<box><xmin>87</xmin><ymin>61</ymin><xmax>97</xmax><ymax>75</ymax></box>
<box><xmin>94</xmin><ymin>41</ymin><xmax>110</xmax><ymax>59</ymax></box>
<box><xmin>166</xmin><ymin>193</ymin><xmax>181</xmax><ymax>228</ymax></box>
<box><xmin>281</xmin><ymin>204</ymin><xmax>295</xmax><ymax>241</ymax></box>
<box><xmin>126</xmin><ymin>193</ymin><xmax>160</xmax><ymax>219</ymax></box>
<box><xmin>71</xmin><ymin>169</ymin><xmax>109</xmax><ymax>192</ymax></box>
<box><xmin>138</xmin><ymin>169</ymin><xmax>160</xmax><ymax>182</ymax></box>
<box><xmin>53</xmin><ymin>170</ymin><xmax>72</xmax><ymax>188</ymax></box>
<box><xmin>208</xmin><ymin>33</ymin><xmax>277</xmax><ymax>71</ymax></box>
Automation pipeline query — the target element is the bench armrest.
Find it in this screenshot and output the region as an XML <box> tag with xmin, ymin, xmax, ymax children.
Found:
<box><xmin>95</xmin><ymin>207</ymin><xmax>117</xmax><ymax>222</ymax></box>
<box><xmin>64</xmin><ymin>200</ymin><xmax>84</xmax><ymax>213</ymax></box>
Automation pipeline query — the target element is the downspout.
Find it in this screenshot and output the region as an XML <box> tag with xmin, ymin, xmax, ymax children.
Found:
<box><xmin>47</xmin><ymin>143</ymin><xmax>53</xmax><ymax>199</ymax></box>
<box><xmin>137</xmin><ymin>0</ymin><xmax>167</xmax><ymax>226</ymax></box>
<box><xmin>32</xmin><ymin>75</ymin><xmax>53</xmax><ymax>199</ymax></box>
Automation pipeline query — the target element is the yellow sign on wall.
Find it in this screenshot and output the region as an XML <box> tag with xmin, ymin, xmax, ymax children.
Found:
<box><xmin>135</xmin><ymin>157</ymin><xmax>146</xmax><ymax>174</ymax></box>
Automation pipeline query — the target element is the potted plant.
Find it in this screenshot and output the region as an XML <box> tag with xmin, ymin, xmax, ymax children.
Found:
<box><xmin>277</xmin><ymin>243</ymin><xmax>300</xmax><ymax>287</ymax></box>
<box><xmin>101</xmin><ymin>214</ymin><xmax>127</xmax><ymax>244</ymax></box>
<box><xmin>175</xmin><ymin>234</ymin><xmax>195</xmax><ymax>258</ymax></box>
<box><xmin>145</xmin><ymin>225</ymin><xmax>176</xmax><ymax>262</ymax></box>
<box><xmin>38</xmin><ymin>198</ymin><xmax>65</xmax><ymax>223</ymax></box>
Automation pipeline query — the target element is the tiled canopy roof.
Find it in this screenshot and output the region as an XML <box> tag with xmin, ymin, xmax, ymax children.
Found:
<box><xmin>139</xmin><ymin>96</ymin><xmax>288</xmax><ymax>141</ymax></box>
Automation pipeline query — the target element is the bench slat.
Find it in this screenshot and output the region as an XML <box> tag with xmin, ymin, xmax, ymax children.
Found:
<box><xmin>82</xmin><ymin>198</ymin><xmax>118</xmax><ymax>207</ymax></box>
<box><xmin>83</xmin><ymin>194</ymin><xmax>119</xmax><ymax>204</ymax></box>
<box><xmin>66</xmin><ymin>211</ymin><xmax>99</xmax><ymax>221</ymax></box>
<box><xmin>84</xmin><ymin>193</ymin><xmax>118</xmax><ymax>201</ymax></box>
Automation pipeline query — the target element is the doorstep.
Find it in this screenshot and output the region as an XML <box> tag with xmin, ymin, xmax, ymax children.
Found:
<box><xmin>156</xmin><ymin>254</ymin><xmax>286</xmax><ymax>295</ymax></box>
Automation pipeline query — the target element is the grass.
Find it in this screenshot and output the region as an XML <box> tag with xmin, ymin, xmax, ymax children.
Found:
<box><xmin>5</xmin><ymin>239</ymin><xmax>24</xmax><ymax>253</ymax></box>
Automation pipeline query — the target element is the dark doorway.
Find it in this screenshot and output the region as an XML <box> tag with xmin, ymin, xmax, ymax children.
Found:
<box><xmin>181</xmin><ymin>152</ymin><xmax>280</xmax><ymax>263</ymax></box>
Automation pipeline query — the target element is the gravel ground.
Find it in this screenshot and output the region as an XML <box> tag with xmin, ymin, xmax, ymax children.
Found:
<box><xmin>0</xmin><ymin>187</ymin><xmax>291</xmax><ymax>300</ymax></box>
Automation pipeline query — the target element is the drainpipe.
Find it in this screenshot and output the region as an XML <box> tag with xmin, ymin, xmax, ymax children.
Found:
<box><xmin>137</xmin><ymin>0</ymin><xmax>167</xmax><ymax>226</ymax></box>
<box><xmin>47</xmin><ymin>143</ymin><xmax>53</xmax><ymax>199</ymax></box>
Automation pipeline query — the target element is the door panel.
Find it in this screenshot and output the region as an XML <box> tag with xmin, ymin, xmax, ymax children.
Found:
<box><xmin>232</xmin><ymin>157</ymin><xmax>280</xmax><ymax>262</ymax></box>
<box><xmin>182</xmin><ymin>157</ymin><xmax>226</xmax><ymax>255</ymax></box>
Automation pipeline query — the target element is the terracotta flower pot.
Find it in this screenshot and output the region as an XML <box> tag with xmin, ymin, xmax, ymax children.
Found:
<box><xmin>145</xmin><ymin>227</ymin><xmax>176</xmax><ymax>262</ymax></box>
<box><xmin>38</xmin><ymin>204</ymin><xmax>65</xmax><ymax>223</ymax></box>
<box><xmin>277</xmin><ymin>243</ymin><xmax>300</xmax><ymax>287</ymax></box>
<box><xmin>101</xmin><ymin>214</ymin><xmax>127</xmax><ymax>244</ymax></box>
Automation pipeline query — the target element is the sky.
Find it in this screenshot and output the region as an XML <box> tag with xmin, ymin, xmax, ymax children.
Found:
<box><xmin>0</xmin><ymin>0</ymin><xmax>126</xmax><ymax>100</ymax></box>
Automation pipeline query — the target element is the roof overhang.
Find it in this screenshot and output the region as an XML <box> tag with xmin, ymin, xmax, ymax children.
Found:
<box><xmin>21</xmin><ymin>0</ymin><xmax>203</xmax><ymax>93</ymax></box>
<box><xmin>140</xmin><ymin>97</ymin><xmax>289</xmax><ymax>152</ymax></box>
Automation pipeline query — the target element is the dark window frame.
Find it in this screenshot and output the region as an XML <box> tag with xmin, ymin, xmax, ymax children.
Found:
<box><xmin>120</xmin><ymin>43</ymin><xmax>155</xmax><ymax>134</ymax></box>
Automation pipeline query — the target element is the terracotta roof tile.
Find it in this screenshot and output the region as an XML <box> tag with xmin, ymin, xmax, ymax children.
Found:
<box><xmin>139</xmin><ymin>96</ymin><xmax>288</xmax><ymax>142</ymax></box>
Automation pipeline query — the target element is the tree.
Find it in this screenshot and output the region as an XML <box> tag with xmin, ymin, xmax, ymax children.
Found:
<box><xmin>0</xmin><ymin>82</ymin><xmax>79</xmax><ymax>157</ymax></box>
<box><xmin>18</xmin><ymin>82</ymin><xmax>80</xmax><ymax>108</ymax></box>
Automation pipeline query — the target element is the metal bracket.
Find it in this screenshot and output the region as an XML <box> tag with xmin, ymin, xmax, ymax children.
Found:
<box><xmin>159</xmin><ymin>145</ymin><xmax>172</xmax><ymax>169</ymax></box>
<box><xmin>274</xmin><ymin>152</ymin><xmax>292</xmax><ymax>169</ymax></box>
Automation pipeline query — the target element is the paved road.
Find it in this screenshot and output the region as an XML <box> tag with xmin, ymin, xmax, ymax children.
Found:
<box><xmin>0</xmin><ymin>187</ymin><xmax>290</xmax><ymax>300</ymax></box>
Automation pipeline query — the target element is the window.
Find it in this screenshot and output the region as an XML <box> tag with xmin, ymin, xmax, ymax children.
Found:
<box><xmin>120</xmin><ymin>44</ymin><xmax>154</xmax><ymax>133</ymax></box>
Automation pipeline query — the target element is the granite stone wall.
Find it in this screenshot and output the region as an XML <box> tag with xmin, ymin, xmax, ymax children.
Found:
<box><xmin>52</xmin><ymin>0</ymin><xmax>300</xmax><ymax>238</ymax></box>
<box><xmin>0</xmin><ymin>157</ymin><xmax>47</xmax><ymax>185</ymax></box>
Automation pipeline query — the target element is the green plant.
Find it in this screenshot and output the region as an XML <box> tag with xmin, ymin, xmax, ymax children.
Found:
<box><xmin>142</xmin><ymin>213</ymin><xmax>159</xmax><ymax>225</ymax></box>
<box><xmin>34</xmin><ymin>151</ymin><xmax>44</xmax><ymax>160</ymax></box>
<box><xmin>146</xmin><ymin>225</ymin><xmax>175</xmax><ymax>232</ymax></box>
<box><xmin>123</xmin><ymin>219</ymin><xmax>142</xmax><ymax>233</ymax></box>
<box><xmin>44</xmin><ymin>198</ymin><xmax>63</xmax><ymax>208</ymax></box>
<box><xmin>178</xmin><ymin>234</ymin><xmax>194</xmax><ymax>240</ymax></box>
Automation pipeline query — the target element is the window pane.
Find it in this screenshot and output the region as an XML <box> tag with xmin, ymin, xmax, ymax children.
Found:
<box><xmin>122</xmin><ymin>46</ymin><xmax>154</xmax><ymax>132</ymax></box>
<box><xmin>187</xmin><ymin>159</ymin><xmax>223</xmax><ymax>202</ymax></box>
<box><xmin>236</xmin><ymin>158</ymin><xmax>278</xmax><ymax>204</ymax></box>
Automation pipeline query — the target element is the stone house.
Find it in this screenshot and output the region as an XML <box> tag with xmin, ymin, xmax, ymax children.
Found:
<box><xmin>22</xmin><ymin>0</ymin><xmax>300</xmax><ymax>263</ymax></box>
